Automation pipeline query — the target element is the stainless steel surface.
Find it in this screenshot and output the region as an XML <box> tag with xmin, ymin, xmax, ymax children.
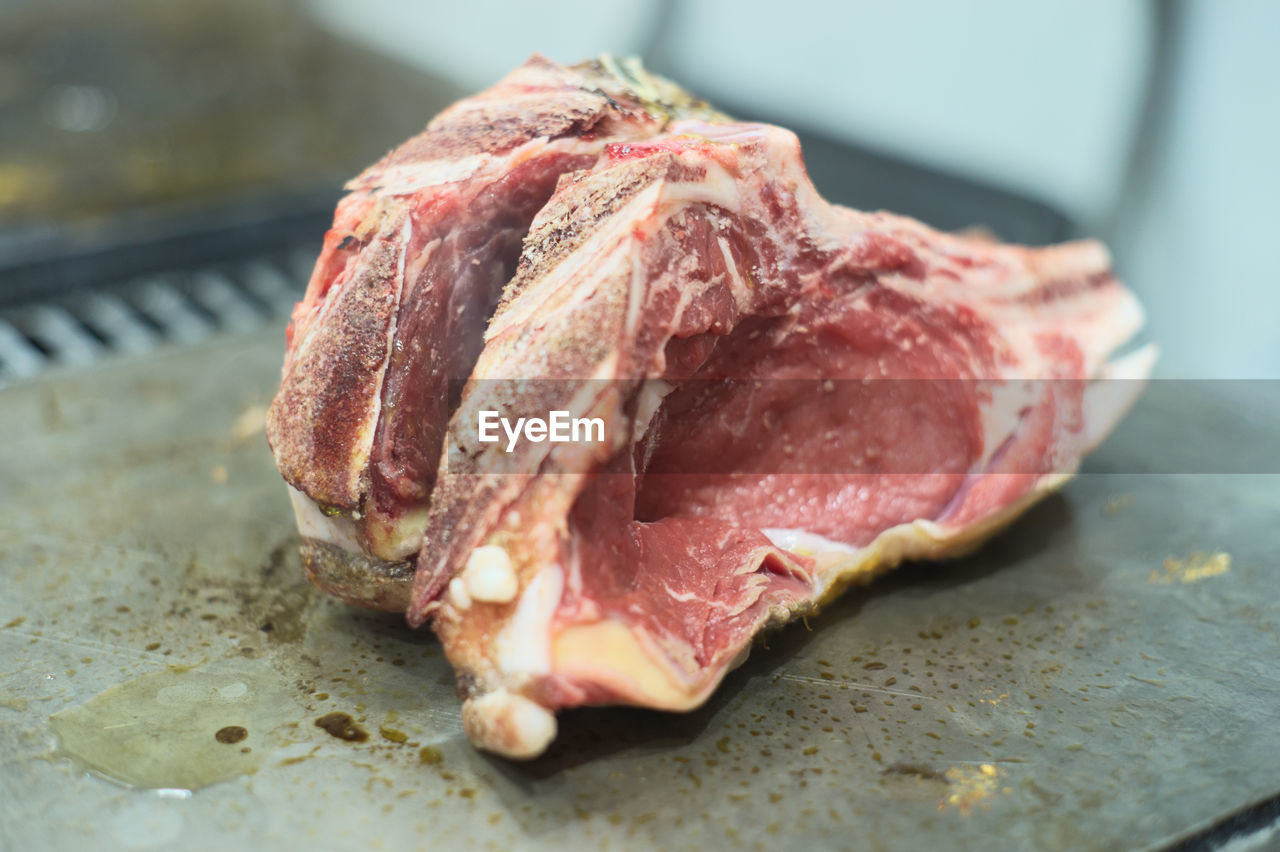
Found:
<box><xmin>1</xmin><ymin>328</ymin><xmax>1277</xmax><ymax>850</ymax></box>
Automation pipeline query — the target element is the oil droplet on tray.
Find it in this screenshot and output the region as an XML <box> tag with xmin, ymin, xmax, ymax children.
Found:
<box><xmin>215</xmin><ymin>726</ymin><xmax>248</xmax><ymax>744</ymax></box>
<box><xmin>314</xmin><ymin>712</ymin><xmax>368</xmax><ymax>742</ymax></box>
<box><xmin>50</xmin><ymin>659</ymin><xmax>299</xmax><ymax>790</ymax></box>
<box><xmin>379</xmin><ymin>725</ymin><xmax>408</xmax><ymax>744</ymax></box>
<box><xmin>1150</xmin><ymin>551</ymin><xmax>1231</xmax><ymax>584</ymax></box>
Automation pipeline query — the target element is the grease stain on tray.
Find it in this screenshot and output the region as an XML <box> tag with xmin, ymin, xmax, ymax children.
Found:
<box><xmin>215</xmin><ymin>725</ymin><xmax>249</xmax><ymax>744</ymax></box>
<box><xmin>939</xmin><ymin>763</ymin><xmax>1008</xmax><ymax>813</ymax></box>
<box><xmin>1149</xmin><ymin>551</ymin><xmax>1231</xmax><ymax>584</ymax></box>
<box><xmin>1099</xmin><ymin>493</ymin><xmax>1135</xmax><ymax>517</ymax></box>
<box><xmin>49</xmin><ymin>659</ymin><xmax>299</xmax><ymax>790</ymax></box>
<box><xmin>314</xmin><ymin>711</ymin><xmax>368</xmax><ymax>742</ymax></box>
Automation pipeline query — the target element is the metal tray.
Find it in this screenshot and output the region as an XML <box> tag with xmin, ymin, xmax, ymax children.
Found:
<box><xmin>1</xmin><ymin>327</ymin><xmax>1277</xmax><ymax>851</ymax></box>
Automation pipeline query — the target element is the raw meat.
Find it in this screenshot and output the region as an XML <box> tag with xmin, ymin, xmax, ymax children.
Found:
<box><xmin>267</xmin><ymin>58</ymin><xmax>1153</xmax><ymax>759</ymax></box>
<box><xmin>266</xmin><ymin>55</ymin><xmax>722</xmax><ymax>600</ymax></box>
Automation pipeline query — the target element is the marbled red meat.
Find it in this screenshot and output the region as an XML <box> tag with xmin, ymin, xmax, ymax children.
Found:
<box><xmin>267</xmin><ymin>56</ymin><xmax>722</xmax><ymax>577</ymax></box>
<box><xmin>267</xmin><ymin>58</ymin><xmax>1153</xmax><ymax>759</ymax></box>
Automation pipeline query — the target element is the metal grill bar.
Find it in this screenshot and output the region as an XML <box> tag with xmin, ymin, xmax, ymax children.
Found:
<box><xmin>78</xmin><ymin>291</ymin><xmax>162</xmax><ymax>354</ymax></box>
<box><xmin>17</xmin><ymin>303</ymin><xmax>104</xmax><ymax>367</ymax></box>
<box><xmin>0</xmin><ymin>317</ymin><xmax>47</xmax><ymax>382</ymax></box>
<box><xmin>0</xmin><ymin>247</ymin><xmax>308</xmax><ymax>387</ymax></box>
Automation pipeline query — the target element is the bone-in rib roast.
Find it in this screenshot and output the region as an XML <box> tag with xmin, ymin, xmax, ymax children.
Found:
<box><xmin>266</xmin><ymin>55</ymin><xmax>1153</xmax><ymax>758</ymax></box>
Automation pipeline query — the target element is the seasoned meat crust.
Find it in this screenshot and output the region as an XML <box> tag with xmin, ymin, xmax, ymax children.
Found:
<box><xmin>268</xmin><ymin>57</ymin><xmax>1153</xmax><ymax>759</ymax></box>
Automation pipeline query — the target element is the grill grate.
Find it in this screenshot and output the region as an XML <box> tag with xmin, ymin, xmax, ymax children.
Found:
<box><xmin>0</xmin><ymin>245</ymin><xmax>313</xmax><ymax>385</ymax></box>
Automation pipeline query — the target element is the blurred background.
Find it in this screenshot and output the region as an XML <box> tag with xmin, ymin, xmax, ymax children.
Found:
<box><xmin>0</xmin><ymin>0</ymin><xmax>1276</xmax><ymax>383</ymax></box>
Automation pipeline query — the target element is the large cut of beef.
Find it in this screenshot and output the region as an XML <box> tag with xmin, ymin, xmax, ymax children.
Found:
<box><xmin>266</xmin><ymin>56</ymin><xmax>1154</xmax><ymax>758</ymax></box>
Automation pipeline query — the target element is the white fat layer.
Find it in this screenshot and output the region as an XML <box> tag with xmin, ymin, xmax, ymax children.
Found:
<box><xmin>665</xmin><ymin>121</ymin><xmax>814</xmax><ymax>210</ymax></box>
<box><xmin>448</xmin><ymin>577</ymin><xmax>472</xmax><ymax>611</ymax></box>
<box><xmin>365</xmin><ymin>509</ymin><xmax>428</xmax><ymax>562</ymax></box>
<box><xmin>762</xmin><ymin>527</ymin><xmax>857</xmax><ymax>558</ymax></box>
<box><xmin>717</xmin><ymin>234</ymin><xmax>748</xmax><ymax>301</ymax></box>
<box><xmin>1077</xmin><ymin>287</ymin><xmax>1148</xmax><ymax>378</ymax></box>
<box><xmin>490</xmin><ymin>162</ymin><xmax>744</xmax><ymax>348</ymax></box>
<box><xmin>631</xmin><ymin>379</ymin><xmax>674</xmax><ymax>445</ymax></box>
<box><xmin>660</xmin><ymin>581</ymin><xmax>745</xmax><ymax>616</ymax></box>
<box><xmin>763</xmin><ymin>354</ymin><xmax>1156</xmax><ymax>597</ymax></box>
<box><xmin>463</xmin><ymin>545</ymin><xmax>519</xmax><ymax>604</ymax></box>
<box><xmin>349</xmin><ymin>135</ymin><xmax>605</xmax><ymax>196</ymax></box>
<box><xmin>656</xmin><ymin>160</ymin><xmax>742</xmax><ymax>218</ymax></box>
<box><xmin>361</xmin><ymin>214</ymin><xmax>413</xmax><ymax>454</ymax></box>
<box><xmin>764</xmin><ymin>522</ymin><xmax>943</xmax><ymax>598</ymax></box>
<box><xmin>765</xmin><ymin>467</ymin><xmax>1077</xmax><ymax>602</ymax></box>
<box><xmin>463</xmin><ymin>689</ymin><xmax>557</xmax><ymax>760</ymax></box>
<box><xmin>324</xmin><ymin>215</ymin><xmax>413</xmax><ymax>470</ymax></box>
<box><xmin>357</xmin><ymin>152</ymin><xmax>487</xmax><ymax>194</ymax></box>
<box><xmin>627</xmin><ymin>163</ymin><xmax>742</xmax><ymax>336</ymax></box>
<box><xmin>978</xmin><ymin>380</ymin><xmax>1039</xmax><ymax>468</ymax></box>
<box><xmin>495</xmin><ymin>563</ymin><xmax>564</xmax><ymax>679</ymax></box>
<box><xmin>1082</xmin><ymin>343</ymin><xmax>1158</xmax><ymax>451</ymax></box>
<box><xmin>288</xmin><ymin>486</ymin><xmax>361</xmax><ymax>552</ymax></box>
<box><xmin>486</xmin><ymin>183</ymin><xmax>666</xmax><ymax>344</ymax></box>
